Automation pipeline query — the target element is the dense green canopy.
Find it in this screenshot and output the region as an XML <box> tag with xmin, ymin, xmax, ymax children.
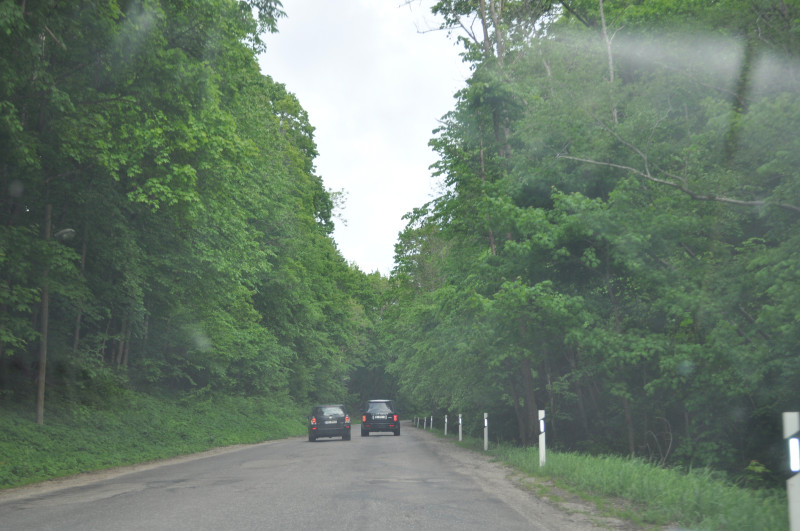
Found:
<box><xmin>0</xmin><ymin>0</ymin><xmax>382</xmax><ymax>417</ymax></box>
<box><xmin>387</xmin><ymin>0</ymin><xmax>800</xmax><ymax>483</ymax></box>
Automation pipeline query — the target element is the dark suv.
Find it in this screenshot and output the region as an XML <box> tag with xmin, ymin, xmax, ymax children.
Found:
<box><xmin>308</xmin><ymin>404</ymin><xmax>351</xmax><ymax>441</ymax></box>
<box><xmin>360</xmin><ymin>399</ymin><xmax>400</xmax><ymax>436</ymax></box>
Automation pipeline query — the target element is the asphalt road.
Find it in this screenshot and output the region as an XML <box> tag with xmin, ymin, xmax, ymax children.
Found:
<box><xmin>0</xmin><ymin>421</ymin><xmax>632</xmax><ymax>530</ymax></box>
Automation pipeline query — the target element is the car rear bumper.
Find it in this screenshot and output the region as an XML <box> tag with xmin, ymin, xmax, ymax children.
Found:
<box><xmin>311</xmin><ymin>426</ymin><xmax>350</xmax><ymax>437</ymax></box>
<box><xmin>362</xmin><ymin>422</ymin><xmax>397</xmax><ymax>432</ymax></box>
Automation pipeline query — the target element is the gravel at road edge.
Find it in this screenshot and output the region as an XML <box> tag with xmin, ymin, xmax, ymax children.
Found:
<box><xmin>412</xmin><ymin>427</ymin><xmax>650</xmax><ymax>530</ymax></box>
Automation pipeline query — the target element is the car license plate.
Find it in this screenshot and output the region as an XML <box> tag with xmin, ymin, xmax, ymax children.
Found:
<box><xmin>325</xmin><ymin>420</ymin><xmax>337</xmax><ymax>424</ymax></box>
<box><xmin>374</xmin><ymin>415</ymin><xmax>386</xmax><ymax>419</ymax></box>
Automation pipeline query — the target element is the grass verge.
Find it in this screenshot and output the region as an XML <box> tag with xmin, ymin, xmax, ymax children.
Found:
<box><xmin>0</xmin><ymin>392</ymin><xmax>306</xmax><ymax>489</ymax></box>
<box><xmin>420</xmin><ymin>426</ymin><xmax>789</xmax><ymax>531</ymax></box>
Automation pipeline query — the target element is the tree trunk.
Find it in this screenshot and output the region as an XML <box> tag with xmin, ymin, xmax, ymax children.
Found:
<box><xmin>544</xmin><ymin>358</ymin><xmax>557</xmax><ymax>441</ymax></box>
<box><xmin>566</xmin><ymin>349</ymin><xmax>591</xmax><ymax>437</ymax></box>
<box><xmin>723</xmin><ymin>37</ymin><xmax>755</xmax><ymax>163</ymax></box>
<box><xmin>478</xmin><ymin>142</ymin><xmax>498</xmax><ymax>255</ymax></box>
<box><xmin>36</xmin><ymin>203</ymin><xmax>51</xmax><ymax>425</ymax></box>
<box><xmin>122</xmin><ymin>325</ymin><xmax>131</xmax><ymax>367</ymax></box>
<box><xmin>576</xmin><ymin>385</ymin><xmax>590</xmax><ymax>437</ymax></box>
<box><xmin>623</xmin><ymin>396</ymin><xmax>635</xmax><ymax>456</ymax></box>
<box><xmin>101</xmin><ymin>315</ymin><xmax>111</xmax><ymax>362</ymax></box>
<box><xmin>142</xmin><ymin>313</ymin><xmax>149</xmax><ymax>355</ymax></box>
<box><xmin>115</xmin><ymin>318</ymin><xmax>127</xmax><ymax>367</ymax></box>
<box><xmin>479</xmin><ymin>0</ymin><xmax>512</xmax><ymax>159</ymax></box>
<box><xmin>599</xmin><ymin>0</ymin><xmax>619</xmax><ymax>124</ymax></box>
<box><xmin>522</xmin><ymin>357</ymin><xmax>538</xmax><ymax>443</ymax></box>
<box><xmin>72</xmin><ymin>227</ymin><xmax>87</xmax><ymax>353</ymax></box>
<box><xmin>0</xmin><ymin>303</ymin><xmax>5</xmax><ymax>395</ymax></box>
<box><xmin>508</xmin><ymin>373</ymin><xmax>528</xmax><ymax>444</ymax></box>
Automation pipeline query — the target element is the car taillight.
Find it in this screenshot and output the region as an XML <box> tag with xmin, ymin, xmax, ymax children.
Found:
<box><xmin>362</xmin><ymin>414</ymin><xmax>367</xmax><ymax>422</ymax></box>
<box><xmin>345</xmin><ymin>415</ymin><xmax>350</xmax><ymax>423</ymax></box>
<box><xmin>393</xmin><ymin>414</ymin><xmax>398</xmax><ymax>422</ymax></box>
<box><xmin>311</xmin><ymin>417</ymin><xmax>317</xmax><ymax>425</ymax></box>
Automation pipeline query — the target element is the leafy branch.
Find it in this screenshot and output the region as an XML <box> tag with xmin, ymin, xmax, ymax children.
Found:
<box><xmin>556</xmin><ymin>120</ymin><xmax>800</xmax><ymax>215</ymax></box>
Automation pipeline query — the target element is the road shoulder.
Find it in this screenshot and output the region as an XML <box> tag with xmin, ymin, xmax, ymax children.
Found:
<box><xmin>411</xmin><ymin>425</ymin><xmax>648</xmax><ymax>530</ymax></box>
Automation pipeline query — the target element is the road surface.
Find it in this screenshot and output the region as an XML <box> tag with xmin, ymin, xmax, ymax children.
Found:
<box><xmin>0</xmin><ymin>421</ymin><xmax>638</xmax><ymax>530</ymax></box>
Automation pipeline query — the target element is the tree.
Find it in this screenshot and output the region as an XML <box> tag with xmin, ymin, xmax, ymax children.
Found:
<box><xmin>389</xmin><ymin>0</ymin><xmax>800</xmax><ymax>481</ymax></box>
<box><xmin>1</xmin><ymin>0</ymin><xmax>370</xmax><ymax>423</ymax></box>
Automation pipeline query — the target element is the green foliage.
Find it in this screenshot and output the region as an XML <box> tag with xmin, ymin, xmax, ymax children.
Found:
<box><xmin>422</xmin><ymin>425</ymin><xmax>787</xmax><ymax>528</ymax></box>
<box><xmin>493</xmin><ymin>446</ymin><xmax>788</xmax><ymax>530</ymax></box>
<box><xmin>0</xmin><ymin>0</ymin><xmax>379</xmax><ymax>440</ymax></box>
<box><xmin>388</xmin><ymin>0</ymin><xmax>800</xmax><ymax>487</ymax></box>
<box><xmin>0</xmin><ymin>393</ymin><xmax>306</xmax><ymax>489</ymax></box>
<box><xmin>0</xmin><ymin>227</ymin><xmax>43</xmax><ymax>356</ymax></box>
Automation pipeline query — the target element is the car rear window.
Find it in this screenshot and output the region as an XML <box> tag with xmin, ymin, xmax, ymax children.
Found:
<box><xmin>319</xmin><ymin>406</ymin><xmax>344</xmax><ymax>416</ymax></box>
<box><xmin>367</xmin><ymin>402</ymin><xmax>392</xmax><ymax>414</ymax></box>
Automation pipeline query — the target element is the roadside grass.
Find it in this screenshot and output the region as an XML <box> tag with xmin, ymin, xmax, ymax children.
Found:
<box><xmin>0</xmin><ymin>392</ymin><xmax>307</xmax><ymax>489</ymax></box>
<box><xmin>420</xmin><ymin>425</ymin><xmax>789</xmax><ymax>531</ymax></box>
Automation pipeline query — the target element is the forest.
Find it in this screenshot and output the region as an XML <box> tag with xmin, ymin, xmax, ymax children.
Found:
<box><xmin>2</xmin><ymin>0</ymin><xmax>799</xmax><ymax>489</ymax></box>
<box><xmin>0</xmin><ymin>0</ymin><xmax>389</xmax><ymax>421</ymax></box>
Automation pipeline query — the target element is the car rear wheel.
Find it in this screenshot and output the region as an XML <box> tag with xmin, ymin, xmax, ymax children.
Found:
<box><xmin>361</xmin><ymin>428</ymin><xmax>369</xmax><ymax>436</ymax></box>
<box><xmin>343</xmin><ymin>431</ymin><xmax>351</xmax><ymax>441</ymax></box>
<box><xmin>308</xmin><ymin>433</ymin><xmax>316</xmax><ymax>442</ymax></box>
<box><xmin>394</xmin><ymin>429</ymin><xmax>400</xmax><ymax>436</ymax></box>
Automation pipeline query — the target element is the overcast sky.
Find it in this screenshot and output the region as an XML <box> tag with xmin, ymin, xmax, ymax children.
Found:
<box><xmin>257</xmin><ymin>0</ymin><xmax>470</xmax><ymax>275</ymax></box>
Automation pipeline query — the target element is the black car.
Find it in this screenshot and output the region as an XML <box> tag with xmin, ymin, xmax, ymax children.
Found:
<box><xmin>360</xmin><ymin>399</ymin><xmax>400</xmax><ymax>436</ymax></box>
<box><xmin>308</xmin><ymin>404</ymin><xmax>351</xmax><ymax>441</ymax></box>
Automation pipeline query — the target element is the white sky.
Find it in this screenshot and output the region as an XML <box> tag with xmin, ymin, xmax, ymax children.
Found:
<box><xmin>257</xmin><ymin>0</ymin><xmax>470</xmax><ymax>275</ymax></box>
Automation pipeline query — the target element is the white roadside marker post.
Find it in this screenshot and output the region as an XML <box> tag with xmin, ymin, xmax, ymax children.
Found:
<box><xmin>430</xmin><ymin>415</ymin><xmax>433</xmax><ymax>430</ymax></box>
<box><xmin>538</xmin><ymin>409</ymin><xmax>546</xmax><ymax>467</ymax></box>
<box><xmin>785</xmin><ymin>411</ymin><xmax>800</xmax><ymax>531</ymax></box>
<box><xmin>484</xmin><ymin>413</ymin><xmax>489</xmax><ymax>451</ymax></box>
<box><xmin>459</xmin><ymin>414</ymin><xmax>463</xmax><ymax>441</ymax></box>
<box><xmin>445</xmin><ymin>414</ymin><xmax>448</xmax><ymax>436</ymax></box>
